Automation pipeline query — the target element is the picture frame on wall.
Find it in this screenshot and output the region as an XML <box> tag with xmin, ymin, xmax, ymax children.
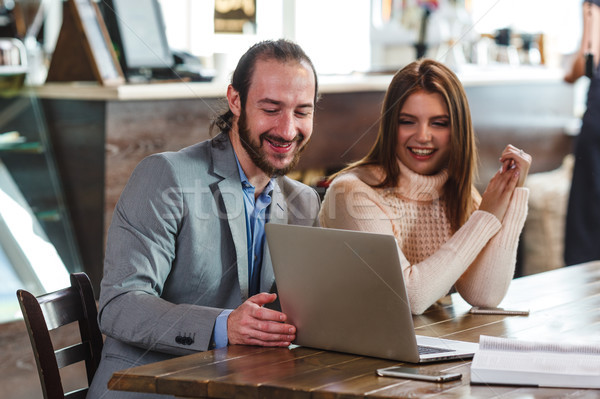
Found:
<box><xmin>214</xmin><ymin>0</ymin><xmax>256</xmax><ymax>34</ymax></box>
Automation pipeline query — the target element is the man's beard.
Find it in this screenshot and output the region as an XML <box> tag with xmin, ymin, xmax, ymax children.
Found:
<box><xmin>237</xmin><ymin>109</ymin><xmax>309</xmax><ymax>177</ymax></box>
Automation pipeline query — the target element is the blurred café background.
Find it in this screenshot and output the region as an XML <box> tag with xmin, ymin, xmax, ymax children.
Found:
<box><xmin>0</xmin><ymin>0</ymin><xmax>590</xmax><ymax>396</ymax></box>
<box><xmin>0</xmin><ymin>0</ymin><xmax>587</xmax><ymax>345</ymax></box>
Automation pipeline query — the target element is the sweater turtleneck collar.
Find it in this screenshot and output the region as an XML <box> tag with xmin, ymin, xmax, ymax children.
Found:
<box><xmin>393</xmin><ymin>157</ymin><xmax>448</xmax><ymax>201</ymax></box>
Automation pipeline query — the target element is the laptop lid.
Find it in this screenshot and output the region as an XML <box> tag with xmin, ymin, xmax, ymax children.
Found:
<box><xmin>265</xmin><ymin>224</ymin><xmax>478</xmax><ymax>363</ymax></box>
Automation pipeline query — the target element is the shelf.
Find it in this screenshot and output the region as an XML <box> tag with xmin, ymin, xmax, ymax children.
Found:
<box><xmin>0</xmin><ymin>142</ymin><xmax>44</xmax><ymax>153</ymax></box>
<box><xmin>0</xmin><ymin>93</ymin><xmax>83</xmax><ymax>297</ymax></box>
<box><xmin>34</xmin><ymin>209</ymin><xmax>62</xmax><ymax>222</ymax></box>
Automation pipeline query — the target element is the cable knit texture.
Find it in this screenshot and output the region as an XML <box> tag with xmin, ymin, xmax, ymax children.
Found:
<box><xmin>319</xmin><ymin>160</ymin><xmax>529</xmax><ymax>314</ymax></box>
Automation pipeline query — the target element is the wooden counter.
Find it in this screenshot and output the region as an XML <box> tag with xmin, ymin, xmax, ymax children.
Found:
<box><xmin>34</xmin><ymin>64</ymin><xmax>567</xmax><ymax>100</ymax></box>
<box><xmin>32</xmin><ymin>65</ymin><xmax>577</xmax><ymax>292</ymax></box>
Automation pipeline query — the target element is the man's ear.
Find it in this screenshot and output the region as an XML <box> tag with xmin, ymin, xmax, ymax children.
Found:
<box><xmin>227</xmin><ymin>85</ymin><xmax>242</xmax><ymax>117</ymax></box>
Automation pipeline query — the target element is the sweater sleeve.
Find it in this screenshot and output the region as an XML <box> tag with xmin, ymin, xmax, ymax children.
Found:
<box><xmin>319</xmin><ymin>174</ymin><xmax>505</xmax><ymax>314</ymax></box>
<box><xmin>455</xmin><ymin>187</ymin><xmax>529</xmax><ymax>307</ymax></box>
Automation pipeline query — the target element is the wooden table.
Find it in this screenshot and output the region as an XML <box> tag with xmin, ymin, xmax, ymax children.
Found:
<box><xmin>109</xmin><ymin>261</ymin><xmax>600</xmax><ymax>398</ymax></box>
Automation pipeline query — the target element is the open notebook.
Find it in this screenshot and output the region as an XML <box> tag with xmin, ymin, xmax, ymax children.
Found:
<box><xmin>265</xmin><ymin>224</ymin><xmax>478</xmax><ymax>363</ymax></box>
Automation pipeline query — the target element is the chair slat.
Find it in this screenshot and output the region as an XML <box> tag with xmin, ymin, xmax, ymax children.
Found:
<box><xmin>55</xmin><ymin>343</ymin><xmax>90</xmax><ymax>368</ymax></box>
<box><xmin>38</xmin><ymin>288</ymin><xmax>84</xmax><ymax>330</ymax></box>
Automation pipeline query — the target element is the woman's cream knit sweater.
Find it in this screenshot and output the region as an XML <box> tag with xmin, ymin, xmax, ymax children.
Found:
<box><xmin>319</xmin><ymin>160</ymin><xmax>529</xmax><ymax>314</ymax></box>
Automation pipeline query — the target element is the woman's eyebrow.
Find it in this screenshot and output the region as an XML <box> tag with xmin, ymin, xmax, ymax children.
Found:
<box><xmin>398</xmin><ymin>112</ymin><xmax>449</xmax><ymax>118</ymax></box>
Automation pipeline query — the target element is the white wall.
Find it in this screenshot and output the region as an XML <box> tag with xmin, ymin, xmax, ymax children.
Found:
<box><xmin>156</xmin><ymin>0</ymin><xmax>582</xmax><ymax>74</ymax></box>
<box><xmin>158</xmin><ymin>0</ymin><xmax>370</xmax><ymax>75</ymax></box>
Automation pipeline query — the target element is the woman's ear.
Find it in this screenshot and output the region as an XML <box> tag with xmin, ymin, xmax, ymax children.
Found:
<box><xmin>227</xmin><ymin>85</ymin><xmax>242</xmax><ymax>117</ymax></box>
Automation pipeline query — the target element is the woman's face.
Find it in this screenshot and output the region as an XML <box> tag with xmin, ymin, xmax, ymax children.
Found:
<box><xmin>395</xmin><ymin>90</ymin><xmax>451</xmax><ymax>176</ymax></box>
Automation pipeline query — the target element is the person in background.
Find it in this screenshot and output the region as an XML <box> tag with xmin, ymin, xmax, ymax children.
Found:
<box><xmin>564</xmin><ymin>0</ymin><xmax>600</xmax><ymax>266</ymax></box>
<box><xmin>87</xmin><ymin>39</ymin><xmax>320</xmax><ymax>399</ymax></box>
<box><xmin>319</xmin><ymin>59</ymin><xmax>531</xmax><ymax>315</ymax></box>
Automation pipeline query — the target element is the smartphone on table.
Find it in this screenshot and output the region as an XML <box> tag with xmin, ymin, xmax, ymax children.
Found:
<box><xmin>376</xmin><ymin>366</ymin><xmax>462</xmax><ymax>382</ymax></box>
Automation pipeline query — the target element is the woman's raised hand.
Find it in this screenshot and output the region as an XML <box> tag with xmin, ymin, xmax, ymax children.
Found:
<box><xmin>499</xmin><ymin>144</ymin><xmax>532</xmax><ymax>187</ymax></box>
<box><xmin>478</xmin><ymin>145</ymin><xmax>532</xmax><ymax>222</ymax></box>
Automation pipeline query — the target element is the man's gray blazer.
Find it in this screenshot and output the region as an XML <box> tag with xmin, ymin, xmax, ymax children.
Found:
<box><xmin>87</xmin><ymin>133</ymin><xmax>320</xmax><ymax>398</ymax></box>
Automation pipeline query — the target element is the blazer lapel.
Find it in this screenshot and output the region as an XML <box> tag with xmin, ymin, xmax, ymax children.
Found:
<box><xmin>269</xmin><ymin>177</ymin><xmax>288</xmax><ymax>225</ymax></box>
<box><xmin>210</xmin><ymin>133</ymin><xmax>249</xmax><ymax>299</ymax></box>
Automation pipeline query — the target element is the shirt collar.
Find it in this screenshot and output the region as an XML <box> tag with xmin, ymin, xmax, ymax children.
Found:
<box><xmin>234</xmin><ymin>152</ymin><xmax>275</xmax><ymax>196</ymax></box>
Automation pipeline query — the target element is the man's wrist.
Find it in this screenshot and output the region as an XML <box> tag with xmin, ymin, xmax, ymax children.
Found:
<box><xmin>214</xmin><ymin>309</ymin><xmax>233</xmax><ymax>349</ymax></box>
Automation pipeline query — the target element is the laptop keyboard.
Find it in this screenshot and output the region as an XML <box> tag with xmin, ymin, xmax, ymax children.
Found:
<box><xmin>417</xmin><ymin>345</ymin><xmax>456</xmax><ymax>355</ymax></box>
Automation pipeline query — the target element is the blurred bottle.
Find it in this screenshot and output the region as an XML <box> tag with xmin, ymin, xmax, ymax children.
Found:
<box><xmin>519</xmin><ymin>33</ymin><xmax>542</xmax><ymax>65</ymax></box>
<box><xmin>494</xmin><ymin>27</ymin><xmax>519</xmax><ymax>65</ymax></box>
<box><xmin>0</xmin><ymin>37</ymin><xmax>27</xmax><ymax>95</ymax></box>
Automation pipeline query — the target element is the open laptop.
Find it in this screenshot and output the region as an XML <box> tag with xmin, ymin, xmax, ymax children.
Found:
<box><xmin>265</xmin><ymin>224</ymin><xmax>478</xmax><ymax>363</ymax></box>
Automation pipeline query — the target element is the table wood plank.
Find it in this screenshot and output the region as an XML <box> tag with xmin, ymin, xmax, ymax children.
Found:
<box><xmin>207</xmin><ymin>350</ymin><xmax>378</xmax><ymax>398</ymax></box>
<box><xmin>255</xmin><ymin>357</ymin><xmax>398</xmax><ymax>399</ymax></box>
<box><xmin>109</xmin><ymin>345</ymin><xmax>275</xmax><ymax>393</ymax></box>
<box><xmin>156</xmin><ymin>347</ymin><xmax>350</xmax><ymax>398</ymax></box>
<box><xmin>313</xmin><ymin>361</ymin><xmax>469</xmax><ymax>399</ymax></box>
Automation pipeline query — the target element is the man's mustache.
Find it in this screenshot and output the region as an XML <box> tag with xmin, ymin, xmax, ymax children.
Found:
<box><xmin>260</xmin><ymin>133</ymin><xmax>306</xmax><ymax>145</ymax></box>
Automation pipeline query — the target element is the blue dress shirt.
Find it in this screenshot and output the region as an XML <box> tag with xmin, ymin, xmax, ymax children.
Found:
<box><xmin>214</xmin><ymin>155</ymin><xmax>274</xmax><ymax>348</ymax></box>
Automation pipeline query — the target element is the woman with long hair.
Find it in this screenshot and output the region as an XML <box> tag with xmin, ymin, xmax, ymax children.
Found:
<box><xmin>319</xmin><ymin>59</ymin><xmax>531</xmax><ymax>314</ymax></box>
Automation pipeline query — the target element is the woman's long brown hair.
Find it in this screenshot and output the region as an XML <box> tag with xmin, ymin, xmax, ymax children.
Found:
<box><xmin>333</xmin><ymin>59</ymin><xmax>478</xmax><ymax>232</ymax></box>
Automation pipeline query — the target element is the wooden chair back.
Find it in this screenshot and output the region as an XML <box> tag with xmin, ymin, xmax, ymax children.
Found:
<box><xmin>17</xmin><ymin>272</ymin><xmax>104</xmax><ymax>399</ymax></box>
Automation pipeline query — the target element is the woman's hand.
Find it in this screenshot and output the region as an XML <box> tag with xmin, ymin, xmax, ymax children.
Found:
<box><xmin>479</xmin><ymin>166</ymin><xmax>519</xmax><ymax>222</ymax></box>
<box><xmin>498</xmin><ymin>144</ymin><xmax>532</xmax><ymax>187</ymax></box>
<box><xmin>478</xmin><ymin>145</ymin><xmax>531</xmax><ymax>222</ymax></box>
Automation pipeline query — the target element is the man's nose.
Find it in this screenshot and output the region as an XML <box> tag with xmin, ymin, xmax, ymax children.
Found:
<box><xmin>275</xmin><ymin>112</ymin><xmax>297</xmax><ymax>141</ymax></box>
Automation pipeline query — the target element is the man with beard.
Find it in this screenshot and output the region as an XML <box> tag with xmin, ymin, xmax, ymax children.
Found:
<box><xmin>87</xmin><ymin>40</ymin><xmax>320</xmax><ymax>399</ymax></box>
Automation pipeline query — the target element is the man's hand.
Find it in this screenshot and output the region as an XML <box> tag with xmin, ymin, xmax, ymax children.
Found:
<box><xmin>227</xmin><ymin>293</ymin><xmax>296</xmax><ymax>347</ymax></box>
